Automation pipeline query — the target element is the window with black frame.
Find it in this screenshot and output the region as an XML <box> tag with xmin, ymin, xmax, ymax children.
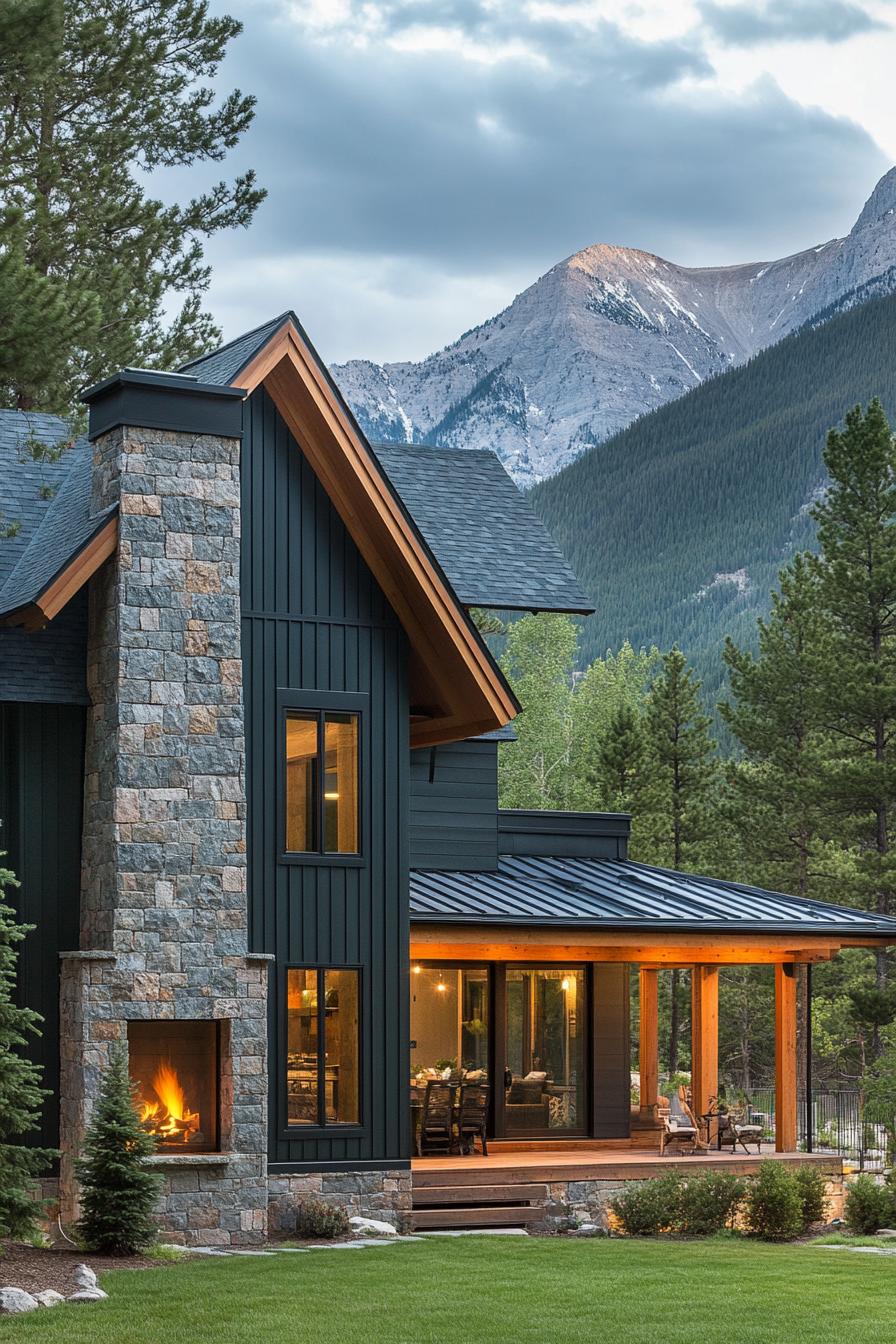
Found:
<box><xmin>284</xmin><ymin>709</ymin><xmax>360</xmax><ymax>855</ymax></box>
<box><xmin>286</xmin><ymin>967</ymin><xmax>360</xmax><ymax>1127</ymax></box>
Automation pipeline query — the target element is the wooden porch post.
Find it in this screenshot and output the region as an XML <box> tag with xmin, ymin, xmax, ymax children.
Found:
<box><xmin>639</xmin><ymin>968</ymin><xmax>659</xmax><ymax>1120</ymax></box>
<box><xmin>775</xmin><ymin>962</ymin><xmax>798</xmax><ymax>1152</ymax></box>
<box><xmin>690</xmin><ymin>966</ymin><xmax>719</xmax><ymax>1125</ymax></box>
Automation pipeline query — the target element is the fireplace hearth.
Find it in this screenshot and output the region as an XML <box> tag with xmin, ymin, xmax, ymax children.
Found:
<box><xmin>128</xmin><ymin>1021</ymin><xmax>221</xmax><ymax>1153</ymax></box>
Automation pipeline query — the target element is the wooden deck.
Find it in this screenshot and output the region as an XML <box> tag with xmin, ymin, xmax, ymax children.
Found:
<box><xmin>413</xmin><ymin>1144</ymin><xmax>840</xmax><ymax>1183</ymax></box>
<box><xmin>410</xmin><ymin>1145</ymin><xmax>844</xmax><ymax>1230</ymax></box>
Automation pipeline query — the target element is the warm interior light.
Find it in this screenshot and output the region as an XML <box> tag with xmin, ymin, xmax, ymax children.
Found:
<box><xmin>324</xmin><ymin>791</ymin><xmax>339</xmax><ymax>800</ymax></box>
<box><xmin>561</xmin><ymin>978</ymin><xmax>571</xmax><ymax>992</ymax></box>
<box><xmin>412</xmin><ymin>965</ymin><xmax>422</xmax><ymax>975</ymax></box>
<box><xmin>435</xmin><ymin>980</ymin><xmax>447</xmax><ymax>993</ymax></box>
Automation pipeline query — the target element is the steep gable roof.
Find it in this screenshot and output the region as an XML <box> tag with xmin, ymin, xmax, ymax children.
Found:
<box><xmin>0</xmin><ymin>415</ymin><xmax>116</xmax><ymax>629</ymax></box>
<box><xmin>185</xmin><ymin>312</ymin><xmax>518</xmax><ymax>745</ymax></box>
<box><xmin>373</xmin><ymin>443</ymin><xmax>592</xmax><ymax>612</ymax></box>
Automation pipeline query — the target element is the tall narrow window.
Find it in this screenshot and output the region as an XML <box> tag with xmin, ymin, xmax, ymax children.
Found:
<box><xmin>284</xmin><ymin>709</ymin><xmax>360</xmax><ymax>855</ymax></box>
<box><xmin>286</xmin><ymin>967</ymin><xmax>361</xmax><ymax>1128</ymax></box>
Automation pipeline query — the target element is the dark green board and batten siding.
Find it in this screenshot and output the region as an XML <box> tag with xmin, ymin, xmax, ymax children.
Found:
<box><xmin>410</xmin><ymin>740</ymin><xmax>499</xmax><ymax>872</ymax></box>
<box><xmin>0</xmin><ymin>701</ymin><xmax>85</xmax><ymax>1148</ymax></box>
<box><xmin>241</xmin><ymin>387</ymin><xmax>410</xmax><ymax>1169</ymax></box>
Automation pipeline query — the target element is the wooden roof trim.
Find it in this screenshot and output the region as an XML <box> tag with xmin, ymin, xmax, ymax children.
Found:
<box><xmin>233</xmin><ymin>319</ymin><xmax>519</xmax><ymax>746</ymax></box>
<box><xmin>0</xmin><ymin>514</ymin><xmax>118</xmax><ymax>629</ymax></box>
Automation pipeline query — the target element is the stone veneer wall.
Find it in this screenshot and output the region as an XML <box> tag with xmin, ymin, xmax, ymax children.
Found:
<box><xmin>59</xmin><ymin>420</ymin><xmax>271</xmax><ymax>1246</ymax></box>
<box><xmin>268</xmin><ymin>1170</ymin><xmax>413</xmax><ymax>1235</ymax></box>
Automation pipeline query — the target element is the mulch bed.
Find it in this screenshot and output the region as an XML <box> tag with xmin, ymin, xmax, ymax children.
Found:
<box><xmin>0</xmin><ymin>1239</ymin><xmax>169</xmax><ymax>1297</ymax></box>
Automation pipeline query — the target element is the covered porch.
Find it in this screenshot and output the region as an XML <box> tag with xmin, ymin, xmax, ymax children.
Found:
<box><xmin>409</xmin><ymin>852</ymin><xmax>896</xmax><ymax>1158</ymax></box>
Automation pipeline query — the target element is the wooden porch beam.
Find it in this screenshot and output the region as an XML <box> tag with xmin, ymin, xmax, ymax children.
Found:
<box><xmin>410</xmin><ymin>938</ymin><xmax>840</xmax><ymax>966</ymax></box>
<box><xmin>691</xmin><ymin>966</ymin><xmax>719</xmax><ymax>1124</ymax></box>
<box><xmin>775</xmin><ymin>963</ymin><xmax>798</xmax><ymax>1152</ymax></box>
<box><xmin>639</xmin><ymin>968</ymin><xmax>659</xmax><ymax>1121</ymax></box>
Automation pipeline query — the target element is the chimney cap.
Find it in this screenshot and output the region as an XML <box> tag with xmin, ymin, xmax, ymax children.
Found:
<box><xmin>81</xmin><ymin>367</ymin><xmax>245</xmax><ymax>441</ymax></box>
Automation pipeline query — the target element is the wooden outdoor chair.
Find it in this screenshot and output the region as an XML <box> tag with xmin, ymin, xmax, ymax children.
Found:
<box><xmin>417</xmin><ymin>1080</ymin><xmax>457</xmax><ymax>1156</ymax></box>
<box><xmin>457</xmin><ymin>1082</ymin><xmax>489</xmax><ymax>1156</ymax></box>
<box><xmin>660</xmin><ymin>1088</ymin><xmax>699</xmax><ymax>1155</ymax></box>
<box><xmin>678</xmin><ymin>1087</ymin><xmax>711</xmax><ymax>1151</ymax></box>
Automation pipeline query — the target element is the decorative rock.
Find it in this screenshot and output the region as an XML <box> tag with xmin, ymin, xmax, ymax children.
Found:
<box><xmin>349</xmin><ymin>1216</ymin><xmax>398</xmax><ymax>1238</ymax></box>
<box><xmin>570</xmin><ymin>1223</ymin><xmax>607</xmax><ymax>1237</ymax></box>
<box><xmin>72</xmin><ymin>1264</ymin><xmax>99</xmax><ymax>1291</ymax></box>
<box><xmin>0</xmin><ymin>1288</ymin><xmax>40</xmax><ymax>1314</ymax></box>
<box><xmin>34</xmin><ymin>1290</ymin><xmax>66</xmax><ymax>1308</ymax></box>
<box><xmin>67</xmin><ymin>1289</ymin><xmax>110</xmax><ymax>1303</ymax></box>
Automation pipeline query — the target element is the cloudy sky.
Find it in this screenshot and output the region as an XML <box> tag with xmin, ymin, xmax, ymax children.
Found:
<box><xmin>186</xmin><ymin>0</ymin><xmax>896</xmax><ymax>364</ymax></box>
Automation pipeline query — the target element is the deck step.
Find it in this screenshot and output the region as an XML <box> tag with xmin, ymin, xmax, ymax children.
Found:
<box><xmin>413</xmin><ymin>1183</ymin><xmax>548</xmax><ymax>1207</ymax></box>
<box><xmin>411</xmin><ymin>1205</ymin><xmax>543</xmax><ymax>1230</ymax></box>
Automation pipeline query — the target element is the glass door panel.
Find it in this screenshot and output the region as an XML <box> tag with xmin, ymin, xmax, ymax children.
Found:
<box><xmin>410</xmin><ymin>966</ymin><xmax>489</xmax><ymax>1079</ymax></box>
<box><xmin>504</xmin><ymin>968</ymin><xmax>586</xmax><ymax>1136</ymax></box>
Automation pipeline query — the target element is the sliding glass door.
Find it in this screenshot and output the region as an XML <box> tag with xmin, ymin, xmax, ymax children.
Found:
<box><xmin>504</xmin><ymin>968</ymin><xmax>587</xmax><ymax>1136</ymax></box>
<box><xmin>409</xmin><ymin>962</ymin><xmax>590</xmax><ymax>1142</ymax></box>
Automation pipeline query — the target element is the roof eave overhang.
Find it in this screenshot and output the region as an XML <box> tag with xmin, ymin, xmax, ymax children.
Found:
<box><xmin>0</xmin><ymin>513</ymin><xmax>118</xmax><ymax>629</ymax></box>
<box><xmin>407</xmin><ymin>912</ymin><xmax>896</xmax><ymax>940</ymax></box>
<box><xmin>231</xmin><ymin>319</ymin><xmax>519</xmax><ymax>747</ymax></box>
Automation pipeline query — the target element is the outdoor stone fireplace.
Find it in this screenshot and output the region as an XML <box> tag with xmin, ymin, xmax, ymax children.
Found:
<box><xmin>128</xmin><ymin>1021</ymin><xmax>222</xmax><ymax>1153</ymax></box>
<box><xmin>57</xmin><ymin>376</ymin><xmax>272</xmax><ymax>1245</ymax></box>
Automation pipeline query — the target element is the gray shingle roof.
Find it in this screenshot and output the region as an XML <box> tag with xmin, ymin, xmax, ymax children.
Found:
<box><xmin>409</xmin><ymin>855</ymin><xmax>896</xmax><ymax>938</ymax></box>
<box><xmin>374</xmin><ymin>444</ymin><xmax>593</xmax><ymax>613</ymax></box>
<box><xmin>0</xmin><ymin>414</ymin><xmax>114</xmax><ymax>619</ymax></box>
<box><xmin>179</xmin><ymin>313</ymin><xmax>292</xmax><ymax>386</ymax></box>
<box><xmin>0</xmin><ymin>592</ymin><xmax>89</xmax><ymax>704</ymax></box>
<box><xmin>185</xmin><ymin>317</ymin><xmax>592</xmax><ymax>614</ymax></box>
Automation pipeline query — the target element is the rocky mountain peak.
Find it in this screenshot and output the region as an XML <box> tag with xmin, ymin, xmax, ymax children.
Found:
<box><xmin>852</xmin><ymin>167</ymin><xmax>896</xmax><ymax>233</ymax></box>
<box><xmin>333</xmin><ymin>169</ymin><xmax>896</xmax><ymax>484</ymax></box>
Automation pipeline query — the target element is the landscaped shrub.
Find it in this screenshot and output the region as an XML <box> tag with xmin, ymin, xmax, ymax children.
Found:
<box><xmin>295</xmin><ymin>1199</ymin><xmax>351</xmax><ymax>1240</ymax></box>
<box><xmin>76</xmin><ymin>1044</ymin><xmax>162</xmax><ymax>1255</ymax></box>
<box><xmin>743</xmin><ymin>1161</ymin><xmax>804</xmax><ymax>1241</ymax></box>
<box><xmin>675</xmin><ymin>1172</ymin><xmax>746</xmax><ymax>1235</ymax></box>
<box><xmin>844</xmin><ymin>1174</ymin><xmax>893</xmax><ymax>1234</ymax></box>
<box><xmin>794</xmin><ymin>1166</ymin><xmax>828</xmax><ymax>1229</ymax></box>
<box><xmin>609</xmin><ymin>1173</ymin><xmax>683</xmax><ymax>1236</ymax></box>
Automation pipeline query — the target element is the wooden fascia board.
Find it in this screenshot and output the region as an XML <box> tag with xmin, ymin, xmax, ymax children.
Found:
<box><xmin>39</xmin><ymin>515</ymin><xmax>118</xmax><ymax>620</ymax></box>
<box><xmin>0</xmin><ymin>514</ymin><xmax>118</xmax><ymax>628</ymax></box>
<box><xmin>233</xmin><ymin>323</ymin><xmax>518</xmax><ymax>745</ymax></box>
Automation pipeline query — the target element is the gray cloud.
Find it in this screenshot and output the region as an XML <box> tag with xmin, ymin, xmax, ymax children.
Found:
<box><xmin>184</xmin><ymin>1</ymin><xmax>889</xmax><ymax>360</ymax></box>
<box><xmin>699</xmin><ymin>0</ymin><xmax>887</xmax><ymax>46</ymax></box>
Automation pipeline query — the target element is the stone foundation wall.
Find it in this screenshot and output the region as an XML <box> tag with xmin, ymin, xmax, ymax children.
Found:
<box><xmin>268</xmin><ymin>1170</ymin><xmax>413</xmax><ymax>1236</ymax></box>
<box><xmin>534</xmin><ymin>1164</ymin><xmax>847</xmax><ymax>1233</ymax></box>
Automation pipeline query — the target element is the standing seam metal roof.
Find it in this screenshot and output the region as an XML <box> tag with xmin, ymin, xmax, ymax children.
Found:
<box><xmin>409</xmin><ymin>855</ymin><xmax>896</xmax><ymax>937</ymax></box>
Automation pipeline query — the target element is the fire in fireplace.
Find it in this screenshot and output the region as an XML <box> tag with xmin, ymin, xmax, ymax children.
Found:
<box><xmin>127</xmin><ymin>1021</ymin><xmax>221</xmax><ymax>1153</ymax></box>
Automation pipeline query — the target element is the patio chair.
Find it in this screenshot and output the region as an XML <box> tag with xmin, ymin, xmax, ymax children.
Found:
<box><xmin>457</xmin><ymin>1082</ymin><xmax>489</xmax><ymax>1156</ymax></box>
<box><xmin>660</xmin><ymin>1089</ymin><xmax>699</xmax><ymax>1155</ymax></box>
<box><xmin>417</xmin><ymin>1080</ymin><xmax>457</xmax><ymax>1157</ymax></box>
<box><xmin>677</xmin><ymin>1087</ymin><xmax>711</xmax><ymax>1151</ymax></box>
<box><xmin>717</xmin><ymin>1105</ymin><xmax>764</xmax><ymax>1154</ymax></box>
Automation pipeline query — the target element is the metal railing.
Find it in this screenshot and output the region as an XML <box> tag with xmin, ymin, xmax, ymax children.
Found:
<box><xmin>742</xmin><ymin>1088</ymin><xmax>888</xmax><ymax>1171</ymax></box>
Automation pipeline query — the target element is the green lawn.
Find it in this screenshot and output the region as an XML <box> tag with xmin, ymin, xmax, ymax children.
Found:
<box><xmin>2</xmin><ymin>1237</ymin><xmax>895</xmax><ymax>1343</ymax></box>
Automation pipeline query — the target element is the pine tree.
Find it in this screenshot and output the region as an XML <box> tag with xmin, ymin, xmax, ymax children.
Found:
<box><xmin>595</xmin><ymin>701</ymin><xmax>645</xmax><ymax>812</ymax></box>
<box><xmin>811</xmin><ymin>400</ymin><xmax>896</xmax><ymax>994</ymax></box>
<box><xmin>0</xmin><ymin>0</ymin><xmax>264</xmax><ymax>413</ymax></box>
<box><xmin>76</xmin><ymin>1044</ymin><xmax>161</xmax><ymax>1254</ymax></box>
<box><xmin>636</xmin><ymin>649</ymin><xmax>720</xmax><ymax>1072</ymax></box>
<box><xmin>0</xmin><ymin>855</ymin><xmax>55</xmax><ymax>1238</ymax></box>
<box><xmin>498</xmin><ymin>613</ymin><xmax>579</xmax><ymax>810</ymax></box>
<box><xmin>721</xmin><ymin>554</ymin><xmax>830</xmax><ymax>899</ymax></box>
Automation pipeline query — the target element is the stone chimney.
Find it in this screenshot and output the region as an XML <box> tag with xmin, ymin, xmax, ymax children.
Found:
<box><xmin>59</xmin><ymin>370</ymin><xmax>271</xmax><ymax>1245</ymax></box>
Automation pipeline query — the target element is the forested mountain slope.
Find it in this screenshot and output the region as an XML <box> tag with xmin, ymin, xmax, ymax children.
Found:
<box><xmin>529</xmin><ymin>290</ymin><xmax>896</xmax><ymax>703</ymax></box>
